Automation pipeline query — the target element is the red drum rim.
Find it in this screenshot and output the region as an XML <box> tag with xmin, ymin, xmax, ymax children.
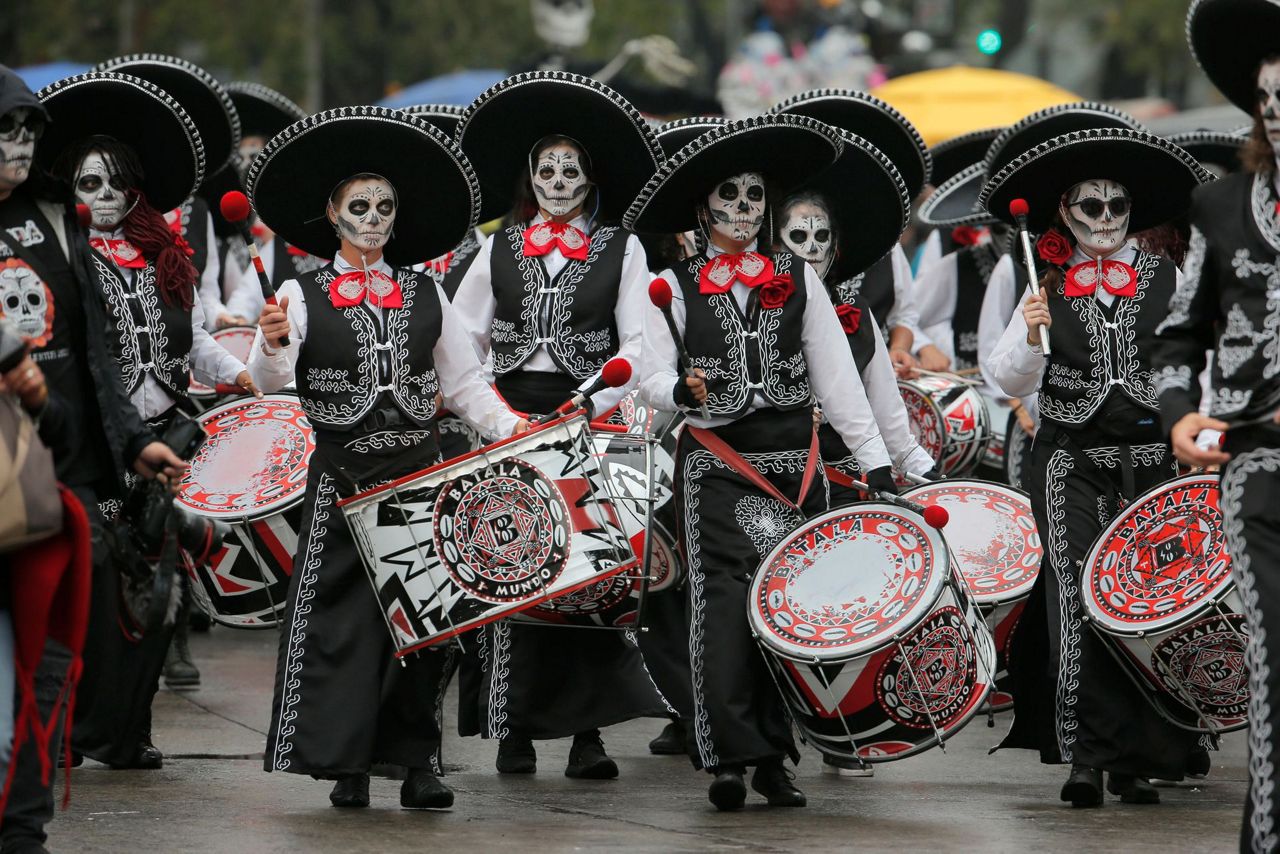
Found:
<box><xmin>748</xmin><ymin>502</ymin><xmax>949</xmax><ymax>662</ymax></box>
<box><xmin>1082</xmin><ymin>473</ymin><xmax>1231</xmax><ymax>636</ymax></box>
<box><xmin>190</xmin><ymin>325</ymin><xmax>257</xmax><ymax>396</ymax></box>
<box><xmin>901</xmin><ymin>478</ymin><xmax>1040</xmax><ymax>605</ymax></box>
<box><xmin>176</xmin><ymin>392</ymin><xmax>314</xmax><ymax>519</ymax></box>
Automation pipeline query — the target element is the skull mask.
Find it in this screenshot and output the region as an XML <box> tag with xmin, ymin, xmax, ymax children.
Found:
<box><xmin>0</xmin><ymin>262</ymin><xmax>50</xmax><ymax>343</ymax></box>
<box><xmin>706</xmin><ymin>172</ymin><xmax>766</xmax><ymax>245</ymax></box>
<box><xmin>1060</xmin><ymin>179</ymin><xmax>1130</xmax><ymax>259</ymax></box>
<box><xmin>237</xmin><ymin>135</ymin><xmax>268</xmax><ymax>182</ymax></box>
<box><xmin>0</xmin><ymin>107</ymin><xmax>43</xmax><ymax>195</ymax></box>
<box><xmin>329</xmin><ymin>175</ymin><xmax>397</xmax><ymax>253</ymax></box>
<box><xmin>74</xmin><ymin>150</ymin><xmax>131</xmax><ymax>231</ymax></box>
<box><xmin>779</xmin><ymin>198</ymin><xmax>834</xmax><ymax>278</ymax></box>
<box><xmin>1258</xmin><ymin>58</ymin><xmax>1280</xmax><ymax>151</ymax></box>
<box><xmin>530</xmin><ymin>141</ymin><xmax>592</xmax><ymax>219</ymax></box>
<box><xmin>531</xmin><ymin>0</ymin><xmax>593</xmax><ymax>50</ymax></box>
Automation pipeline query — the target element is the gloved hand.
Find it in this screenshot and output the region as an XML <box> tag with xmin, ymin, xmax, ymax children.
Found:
<box><xmin>922</xmin><ymin>467</ymin><xmax>943</xmax><ymax>481</ymax></box>
<box><xmin>864</xmin><ymin>466</ymin><xmax>898</xmax><ymax>496</ymax></box>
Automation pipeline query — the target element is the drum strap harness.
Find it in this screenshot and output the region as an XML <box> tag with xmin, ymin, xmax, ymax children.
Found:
<box><xmin>685</xmin><ymin>424</ymin><xmax>820</xmax><ymax>512</ymax></box>
<box><xmin>1042</xmin><ymin>423</ymin><xmax>1138</xmax><ymax>512</ymax></box>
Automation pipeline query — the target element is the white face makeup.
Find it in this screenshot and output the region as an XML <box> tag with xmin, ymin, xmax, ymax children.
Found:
<box><xmin>330</xmin><ymin>176</ymin><xmax>397</xmax><ymax>253</ymax></box>
<box><xmin>75</xmin><ymin>151</ymin><xmax>130</xmax><ymax>230</ymax></box>
<box><xmin>779</xmin><ymin>200</ymin><xmax>833</xmax><ymax>278</ymax></box>
<box><xmin>707</xmin><ymin>171</ymin><xmax>766</xmax><ymax>245</ymax></box>
<box><xmin>237</xmin><ymin>135</ymin><xmax>268</xmax><ymax>181</ymax></box>
<box><xmin>531</xmin><ymin>142</ymin><xmax>591</xmax><ymax>218</ymax></box>
<box><xmin>1257</xmin><ymin>59</ymin><xmax>1280</xmax><ymax>149</ymax></box>
<box><xmin>1060</xmin><ymin>179</ymin><xmax>1131</xmax><ymax>258</ymax></box>
<box><xmin>0</xmin><ymin>107</ymin><xmax>43</xmax><ymax>194</ymax></box>
<box><xmin>531</xmin><ymin>0</ymin><xmax>594</xmax><ymax>50</ymax></box>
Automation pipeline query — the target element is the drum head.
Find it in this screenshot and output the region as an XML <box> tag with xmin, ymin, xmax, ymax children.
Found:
<box><xmin>176</xmin><ymin>394</ymin><xmax>314</xmax><ymax>519</ymax></box>
<box><xmin>190</xmin><ymin>325</ymin><xmax>256</xmax><ymax>396</ymax></box>
<box><xmin>1083</xmin><ymin>474</ymin><xmax>1231</xmax><ymax>635</ymax></box>
<box><xmin>901</xmin><ymin>479</ymin><xmax>1040</xmax><ymax>605</ymax></box>
<box><xmin>749</xmin><ymin>503</ymin><xmax>949</xmax><ymax>661</ymax></box>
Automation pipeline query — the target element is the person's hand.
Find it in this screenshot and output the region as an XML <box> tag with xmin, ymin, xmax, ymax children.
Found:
<box><xmin>916</xmin><ymin>345</ymin><xmax>951</xmax><ymax>373</ymax></box>
<box><xmin>684</xmin><ymin>368</ymin><xmax>707</xmax><ymax>404</ymax></box>
<box><xmin>1023</xmin><ymin>287</ymin><xmax>1052</xmax><ymax>348</ymax></box>
<box><xmin>1170</xmin><ymin>412</ymin><xmax>1231</xmax><ymax>468</ymax></box>
<box><xmin>889</xmin><ymin>348</ymin><xmax>917</xmax><ymax>378</ymax></box>
<box><xmin>1011</xmin><ymin>398</ymin><xmax>1037</xmax><ymax>437</ymax></box>
<box><xmin>864</xmin><ymin>466</ymin><xmax>898</xmax><ymax>495</ymax></box>
<box><xmin>0</xmin><ymin>348</ymin><xmax>47</xmax><ymax>414</ymax></box>
<box><xmin>259</xmin><ymin>296</ymin><xmax>290</xmax><ymax>349</ymax></box>
<box><xmin>133</xmin><ymin>441</ymin><xmax>189</xmax><ymax>492</ymax></box>
<box><xmin>511</xmin><ymin>418</ymin><xmax>531</xmax><ymax>436</ymax></box>
<box><xmin>217</xmin><ymin>312</ymin><xmax>249</xmax><ymax>329</ymax></box>
<box><xmin>235</xmin><ymin>369</ymin><xmax>263</xmax><ymax>399</ymax></box>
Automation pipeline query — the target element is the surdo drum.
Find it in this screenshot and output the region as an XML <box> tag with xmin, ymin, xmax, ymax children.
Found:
<box><xmin>175</xmin><ymin>393</ymin><xmax>314</xmax><ymax>628</ymax></box>
<box><xmin>189</xmin><ymin>325</ymin><xmax>256</xmax><ymax>409</ymax></box>
<box><xmin>899</xmin><ymin>374</ymin><xmax>991</xmax><ymax>477</ymax></box>
<box><xmin>748</xmin><ymin>503</ymin><xmax>996</xmax><ymax>762</ymax></box>
<box><xmin>1082</xmin><ymin>473</ymin><xmax>1244</xmax><ymax>733</ymax></box>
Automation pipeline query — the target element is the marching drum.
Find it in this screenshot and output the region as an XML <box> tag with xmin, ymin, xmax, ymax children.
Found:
<box><xmin>748</xmin><ymin>503</ymin><xmax>996</xmax><ymax>762</ymax></box>
<box><xmin>901</xmin><ymin>479</ymin><xmax>1042</xmax><ymax>711</ymax></box>
<box><xmin>899</xmin><ymin>374</ymin><xmax>991</xmax><ymax>477</ymax></box>
<box><xmin>189</xmin><ymin>325</ymin><xmax>256</xmax><ymax>409</ymax></box>
<box><xmin>175</xmin><ymin>393</ymin><xmax>315</xmax><ymax>628</ymax></box>
<box><xmin>341</xmin><ymin>414</ymin><xmax>638</xmax><ymax>655</ymax></box>
<box><xmin>1081</xmin><ymin>473</ymin><xmax>1244</xmax><ymax>733</ymax></box>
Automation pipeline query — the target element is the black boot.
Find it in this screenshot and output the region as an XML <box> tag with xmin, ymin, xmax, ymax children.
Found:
<box><xmin>1060</xmin><ymin>765</ymin><xmax>1103</xmax><ymax>807</ymax></box>
<box><xmin>708</xmin><ymin>766</ymin><xmax>746</xmax><ymax>811</ymax></box>
<box><xmin>751</xmin><ymin>760</ymin><xmax>806</xmax><ymax>807</ymax></box>
<box><xmin>163</xmin><ymin>615</ymin><xmax>200</xmax><ymax>690</ymax></box>
<box><xmin>648</xmin><ymin>720</ymin><xmax>687</xmax><ymax>755</ymax></box>
<box><xmin>110</xmin><ymin>735</ymin><xmax>163</xmax><ymax>770</ymax></box>
<box><xmin>329</xmin><ymin>774</ymin><xmax>370</xmax><ymax>808</ymax></box>
<box><xmin>496</xmin><ymin>736</ymin><xmax>536</xmax><ymax>774</ymax></box>
<box><xmin>400</xmin><ymin>768</ymin><xmax>454</xmax><ymax>809</ymax></box>
<box><xmin>1187</xmin><ymin>746</ymin><xmax>1211</xmax><ymax>779</ymax></box>
<box><xmin>1107</xmin><ymin>773</ymin><xmax>1160</xmax><ymax>804</ymax></box>
<box><xmin>565</xmin><ymin>730</ymin><xmax>618</xmax><ymax>779</ymax></box>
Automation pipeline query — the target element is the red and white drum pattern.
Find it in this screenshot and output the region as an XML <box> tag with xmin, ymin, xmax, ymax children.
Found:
<box><xmin>899</xmin><ymin>375</ymin><xmax>992</xmax><ymax>477</ymax></box>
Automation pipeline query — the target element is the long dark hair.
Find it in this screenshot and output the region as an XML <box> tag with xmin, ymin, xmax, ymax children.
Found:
<box><xmin>53</xmin><ymin>135</ymin><xmax>197</xmax><ymax>309</ymax></box>
<box><xmin>506</xmin><ymin>134</ymin><xmax>601</xmax><ymax>227</ymax></box>
<box><xmin>1242</xmin><ymin>54</ymin><xmax>1280</xmax><ymax>175</ymax></box>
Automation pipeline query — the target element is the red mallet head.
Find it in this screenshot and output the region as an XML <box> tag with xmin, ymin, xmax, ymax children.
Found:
<box><xmin>602</xmin><ymin>358</ymin><xmax>632</xmax><ymax>388</ymax></box>
<box><xmin>220</xmin><ymin>190</ymin><xmax>252</xmax><ymax>224</ymax></box>
<box><xmin>75</xmin><ymin>203</ymin><xmax>91</xmax><ymax>229</ymax></box>
<box><xmin>1008</xmin><ymin>198</ymin><xmax>1029</xmax><ymax>220</ymax></box>
<box><xmin>923</xmin><ymin>504</ymin><xmax>949</xmax><ymax>529</ymax></box>
<box><xmin>648</xmin><ymin>277</ymin><xmax>674</xmax><ymax>309</ymax></box>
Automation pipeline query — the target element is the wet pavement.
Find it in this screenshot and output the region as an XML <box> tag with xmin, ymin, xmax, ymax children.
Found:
<box><xmin>47</xmin><ymin>629</ymin><xmax>1245</xmax><ymax>853</ymax></box>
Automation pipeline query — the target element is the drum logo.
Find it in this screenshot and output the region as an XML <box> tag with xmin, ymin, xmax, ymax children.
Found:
<box><xmin>876</xmin><ymin>606</ymin><xmax>977</xmax><ymax>730</ymax></box>
<box><xmin>1151</xmin><ymin>613</ymin><xmax>1249</xmax><ymax>725</ymax></box>
<box><xmin>434</xmin><ymin>458</ymin><xmax>571</xmax><ymax>603</ymax></box>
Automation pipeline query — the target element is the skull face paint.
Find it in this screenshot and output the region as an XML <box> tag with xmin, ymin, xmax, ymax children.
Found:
<box><xmin>237</xmin><ymin>135</ymin><xmax>268</xmax><ymax>181</ymax></box>
<box><xmin>74</xmin><ymin>151</ymin><xmax>131</xmax><ymax>230</ymax></box>
<box><xmin>779</xmin><ymin>199</ymin><xmax>834</xmax><ymax>278</ymax></box>
<box><xmin>531</xmin><ymin>142</ymin><xmax>592</xmax><ymax>218</ymax></box>
<box><xmin>329</xmin><ymin>176</ymin><xmax>397</xmax><ymax>253</ymax></box>
<box><xmin>707</xmin><ymin>172</ymin><xmax>766</xmax><ymax>245</ymax></box>
<box><xmin>1257</xmin><ymin>58</ymin><xmax>1280</xmax><ymax>149</ymax></box>
<box><xmin>1059</xmin><ymin>179</ymin><xmax>1131</xmax><ymax>258</ymax></box>
<box><xmin>530</xmin><ymin>0</ymin><xmax>594</xmax><ymax>50</ymax></box>
<box><xmin>0</xmin><ymin>107</ymin><xmax>44</xmax><ymax>195</ymax></box>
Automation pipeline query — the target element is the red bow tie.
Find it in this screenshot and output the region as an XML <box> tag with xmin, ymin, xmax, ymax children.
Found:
<box><xmin>1064</xmin><ymin>259</ymin><xmax>1138</xmax><ymax>298</ymax></box>
<box><xmin>698</xmin><ymin>251</ymin><xmax>774</xmax><ymax>295</ymax></box>
<box><xmin>522</xmin><ymin>221</ymin><xmax>589</xmax><ymax>261</ymax></box>
<box><xmin>90</xmin><ymin>237</ymin><xmax>146</xmax><ymax>269</ymax></box>
<box><xmin>329</xmin><ymin>269</ymin><xmax>403</xmax><ymax>309</ymax></box>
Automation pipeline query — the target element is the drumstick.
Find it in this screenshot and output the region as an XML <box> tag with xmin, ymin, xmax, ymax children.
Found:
<box><xmin>847</xmin><ymin>477</ymin><xmax>949</xmax><ymax>529</ymax></box>
<box><xmin>533</xmin><ymin>358</ymin><xmax>632</xmax><ymax>426</ymax></box>
<box><xmin>220</xmin><ymin>191</ymin><xmax>289</xmax><ymax>347</ymax></box>
<box><xmin>648</xmin><ymin>278</ymin><xmax>711</xmax><ymax>420</ymax></box>
<box><xmin>1009</xmin><ymin>199</ymin><xmax>1050</xmax><ymax>356</ymax></box>
<box><xmin>910</xmin><ymin>367</ymin><xmax>984</xmax><ymax>386</ymax></box>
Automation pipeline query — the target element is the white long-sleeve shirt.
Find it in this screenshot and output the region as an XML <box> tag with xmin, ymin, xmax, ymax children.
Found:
<box><xmin>192</xmin><ymin>213</ymin><xmax>223</xmax><ymax>330</ymax></box>
<box><xmin>977</xmin><ymin>253</ymin><xmax>1022</xmax><ymax>400</ymax></box>
<box><xmin>640</xmin><ymin>241</ymin><xmax>892</xmax><ymax>473</ymax></box>
<box><xmin>451</xmin><ymin>214</ymin><xmax>647</xmax><ymax>415</ymax></box>
<box><xmin>885</xmin><ymin>243</ymin><xmax>930</xmax><ymax>349</ymax></box>
<box><xmin>246</xmin><ymin>253</ymin><xmax>519</xmax><ymax>442</ymax></box>
<box><xmin>858</xmin><ymin>308</ymin><xmax>937</xmax><ymax>475</ymax></box>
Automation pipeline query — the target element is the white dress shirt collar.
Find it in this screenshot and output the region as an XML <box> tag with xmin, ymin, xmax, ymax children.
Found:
<box><xmin>332</xmin><ymin>252</ymin><xmax>394</xmax><ymax>277</ymax></box>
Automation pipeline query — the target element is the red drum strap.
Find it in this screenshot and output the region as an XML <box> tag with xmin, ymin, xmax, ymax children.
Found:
<box><xmin>686</xmin><ymin>425</ymin><xmax>820</xmax><ymax>512</ymax></box>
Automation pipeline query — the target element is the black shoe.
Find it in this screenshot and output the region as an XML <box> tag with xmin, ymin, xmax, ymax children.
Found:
<box><xmin>496</xmin><ymin>736</ymin><xmax>536</xmax><ymax>774</ymax></box>
<box><xmin>58</xmin><ymin>749</ymin><xmax>84</xmax><ymax>769</ymax></box>
<box><xmin>1107</xmin><ymin>773</ymin><xmax>1160</xmax><ymax>804</ymax></box>
<box><xmin>708</xmin><ymin>766</ymin><xmax>747</xmax><ymax>811</ymax></box>
<box><xmin>164</xmin><ymin>620</ymin><xmax>201</xmax><ymax>690</ymax></box>
<box><xmin>1187</xmin><ymin>746</ymin><xmax>1211</xmax><ymax>779</ymax></box>
<box><xmin>400</xmin><ymin>768</ymin><xmax>454</xmax><ymax>809</ymax></box>
<box><xmin>648</xmin><ymin>720</ymin><xmax>687</xmax><ymax>756</ymax></box>
<box><xmin>565</xmin><ymin>730</ymin><xmax>619</xmax><ymax>779</ymax></box>
<box><xmin>1060</xmin><ymin>765</ymin><xmax>1103</xmax><ymax>807</ymax></box>
<box><xmin>189</xmin><ymin>608</ymin><xmax>212</xmax><ymax>632</ymax></box>
<box><xmin>0</xmin><ymin>842</ymin><xmax>51</xmax><ymax>854</ymax></box>
<box><xmin>110</xmin><ymin>737</ymin><xmax>163</xmax><ymax>770</ymax></box>
<box><xmin>329</xmin><ymin>774</ymin><xmax>370</xmax><ymax>808</ymax></box>
<box><xmin>751</xmin><ymin>760</ymin><xmax>806</xmax><ymax>807</ymax></box>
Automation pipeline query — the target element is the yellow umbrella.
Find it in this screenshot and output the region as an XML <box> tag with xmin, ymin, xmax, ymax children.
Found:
<box><xmin>871</xmin><ymin>65</ymin><xmax>1080</xmax><ymax>147</ymax></box>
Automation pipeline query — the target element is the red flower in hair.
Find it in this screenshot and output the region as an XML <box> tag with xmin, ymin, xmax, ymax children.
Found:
<box><xmin>950</xmin><ymin>225</ymin><xmax>984</xmax><ymax>247</ymax></box>
<box><xmin>1036</xmin><ymin>229</ymin><xmax>1072</xmax><ymax>266</ymax></box>
<box><xmin>835</xmin><ymin>303</ymin><xmax>862</xmax><ymax>334</ymax></box>
<box><xmin>758</xmin><ymin>274</ymin><xmax>795</xmax><ymax>310</ymax></box>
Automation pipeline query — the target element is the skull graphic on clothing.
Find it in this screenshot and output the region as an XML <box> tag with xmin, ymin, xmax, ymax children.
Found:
<box><xmin>1060</xmin><ymin>179</ymin><xmax>1130</xmax><ymax>258</ymax></box>
<box><xmin>530</xmin><ymin>142</ymin><xmax>592</xmax><ymax>218</ymax></box>
<box><xmin>707</xmin><ymin>172</ymin><xmax>766</xmax><ymax>244</ymax></box>
<box><xmin>779</xmin><ymin>199</ymin><xmax>834</xmax><ymax>278</ymax></box>
<box><xmin>0</xmin><ymin>259</ymin><xmax>53</xmax><ymax>346</ymax></box>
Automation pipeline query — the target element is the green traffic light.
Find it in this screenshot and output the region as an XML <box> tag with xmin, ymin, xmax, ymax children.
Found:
<box><xmin>977</xmin><ymin>29</ymin><xmax>1003</xmax><ymax>55</ymax></box>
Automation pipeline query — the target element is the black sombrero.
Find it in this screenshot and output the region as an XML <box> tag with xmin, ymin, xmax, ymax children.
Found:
<box><xmin>1168</xmin><ymin>128</ymin><xmax>1249</xmax><ymax>175</ymax></box>
<box><xmin>781</xmin><ymin>129</ymin><xmax>909</xmax><ymax>281</ymax></box>
<box><xmin>456</xmin><ymin>71</ymin><xmax>662</xmax><ymax>222</ymax></box>
<box><xmin>624</xmin><ymin>113</ymin><xmax>842</xmax><ymax>235</ymax></box>
<box><xmin>928</xmin><ymin>127</ymin><xmax>1002</xmax><ymax>188</ymax></box>
<box><xmin>920</xmin><ymin>102</ymin><xmax>1141</xmax><ymax>228</ymax></box>
<box><xmin>35</xmin><ymin>72</ymin><xmax>205</xmax><ymax>212</ymax></box>
<box><xmin>96</xmin><ymin>54</ymin><xmax>240</xmax><ymax>176</ymax></box>
<box><xmin>403</xmin><ymin>104</ymin><xmax>466</xmax><ymax>138</ymax></box>
<box><xmin>246</xmin><ymin>106</ymin><xmax>479</xmax><ymax>266</ymax></box>
<box><xmin>655</xmin><ymin>116</ymin><xmax>727</xmax><ymax>159</ymax></box>
<box><xmin>772</xmin><ymin>89</ymin><xmax>930</xmax><ymax>197</ymax></box>
<box><xmin>1188</xmin><ymin>0</ymin><xmax>1280</xmax><ymax>114</ymax></box>
<box><xmin>227</xmin><ymin>82</ymin><xmax>305</xmax><ymax>140</ymax></box>
<box><xmin>980</xmin><ymin>128</ymin><xmax>1211</xmax><ymax>234</ymax></box>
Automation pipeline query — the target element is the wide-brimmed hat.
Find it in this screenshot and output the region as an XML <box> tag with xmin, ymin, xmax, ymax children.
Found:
<box><xmin>624</xmin><ymin>113</ymin><xmax>842</xmax><ymax>235</ymax></box>
<box><xmin>1168</xmin><ymin>128</ymin><xmax>1249</xmax><ymax>175</ymax></box>
<box><xmin>980</xmin><ymin>127</ymin><xmax>1211</xmax><ymax>234</ymax></box>
<box><xmin>921</xmin><ymin>102</ymin><xmax>1140</xmax><ymax>228</ymax></box>
<box><xmin>35</xmin><ymin>71</ymin><xmax>205</xmax><ymax>212</ymax></box>
<box><xmin>1188</xmin><ymin>0</ymin><xmax>1280</xmax><ymax>114</ymax></box>
<box><xmin>456</xmin><ymin>71</ymin><xmax>662</xmax><ymax>222</ymax></box>
<box><xmin>403</xmin><ymin>104</ymin><xmax>466</xmax><ymax>138</ymax></box>
<box><xmin>927</xmin><ymin>127</ymin><xmax>1002</xmax><ymax>188</ymax></box>
<box><xmin>227</xmin><ymin>82</ymin><xmax>305</xmax><ymax>140</ymax></box>
<box><xmin>655</xmin><ymin>116</ymin><xmax>727</xmax><ymax>159</ymax></box>
<box><xmin>246</xmin><ymin>106</ymin><xmax>479</xmax><ymax>265</ymax></box>
<box><xmin>771</xmin><ymin>89</ymin><xmax>930</xmax><ymax>197</ymax></box>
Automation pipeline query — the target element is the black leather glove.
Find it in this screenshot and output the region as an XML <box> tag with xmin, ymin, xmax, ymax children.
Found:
<box><xmin>922</xmin><ymin>467</ymin><xmax>943</xmax><ymax>481</ymax></box>
<box><xmin>673</xmin><ymin>377</ymin><xmax>699</xmax><ymax>409</ymax></box>
<box><xmin>864</xmin><ymin>466</ymin><xmax>898</xmax><ymax>495</ymax></box>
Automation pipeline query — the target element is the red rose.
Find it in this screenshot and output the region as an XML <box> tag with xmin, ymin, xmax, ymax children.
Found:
<box><xmin>758</xmin><ymin>274</ymin><xmax>795</xmax><ymax>310</ymax></box>
<box><xmin>1036</xmin><ymin>228</ymin><xmax>1072</xmax><ymax>266</ymax></box>
<box><xmin>950</xmin><ymin>225</ymin><xmax>986</xmax><ymax>247</ymax></box>
<box><xmin>835</xmin><ymin>303</ymin><xmax>862</xmax><ymax>334</ymax></box>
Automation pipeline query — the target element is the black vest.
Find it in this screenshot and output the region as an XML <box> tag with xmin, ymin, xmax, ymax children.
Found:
<box><xmin>92</xmin><ymin>252</ymin><xmax>193</xmax><ymax>399</ymax></box>
<box><xmin>834</xmin><ymin>250</ymin><xmax>896</xmax><ymax>338</ymax></box>
<box><xmin>489</xmin><ymin>223</ymin><xmax>627</xmax><ymax>380</ymax></box>
<box><xmin>827</xmin><ymin>281</ymin><xmax>876</xmax><ymax>374</ymax></box>
<box><xmin>1039</xmin><ymin>249</ymin><xmax>1175</xmax><ymax>428</ymax></box>
<box><xmin>269</xmin><ymin>238</ymin><xmax>327</xmax><ymax>287</ymax></box>
<box><xmin>295</xmin><ymin>265</ymin><xmax>442</xmax><ymax>432</ymax></box>
<box><xmin>428</xmin><ymin>231</ymin><xmax>484</xmax><ymax>302</ymax></box>
<box><xmin>951</xmin><ymin>244</ymin><xmax>996</xmax><ymax>370</ymax></box>
<box><xmin>672</xmin><ymin>251</ymin><xmax>811</xmax><ymax>418</ymax></box>
<box><xmin>171</xmin><ymin>197</ymin><xmax>211</xmax><ymax>278</ymax></box>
